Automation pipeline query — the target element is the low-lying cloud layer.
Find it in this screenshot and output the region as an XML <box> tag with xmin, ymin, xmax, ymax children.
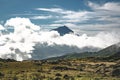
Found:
<box><xmin>0</xmin><ymin>17</ymin><xmax>120</xmax><ymax>61</ymax></box>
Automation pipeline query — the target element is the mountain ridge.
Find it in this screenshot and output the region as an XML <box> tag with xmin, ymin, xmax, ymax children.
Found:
<box><xmin>46</xmin><ymin>42</ymin><xmax>120</xmax><ymax>61</ymax></box>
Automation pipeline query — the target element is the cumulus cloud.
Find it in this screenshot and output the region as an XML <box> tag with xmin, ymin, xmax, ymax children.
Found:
<box><xmin>0</xmin><ymin>17</ymin><xmax>40</xmax><ymax>61</ymax></box>
<box><xmin>0</xmin><ymin>24</ymin><xmax>5</xmax><ymax>30</ymax></box>
<box><xmin>0</xmin><ymin>17</ymin><xmax>120</xmax><ymax>61</ymax></box>
<box><xmin>0</xmin><ymin>24</ymin><xmax>5</xmax><ymax>35</ymax></box>
<box><xmin>5</xmin><ymin>17</ymin><xmax>40</xmax><ymax>31</ymax></box>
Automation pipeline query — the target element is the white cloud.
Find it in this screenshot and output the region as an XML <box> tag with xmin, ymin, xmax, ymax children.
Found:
<box><xmin>5</xmin><ymin>17</ymin><xmax>40</xmax><ymax>31</ymax></box>
<box><xmin>100</xmin><ymin>2</ymin><xmax>120</xmax><ymax>12</ymax></box>
<box><xmin>49</xmin><ymin>24</ymin><xmax>63</xmax><ymax>27</ymax></box>
<box><xmin>49</xmin><ymin>23</ymin><xmax>78</xmax><ymax>29</ymax></box>
<box><xmin>88</xmin><ymin>2</ymin><xmax>120</xmax><ymax>12</ymax></box>
<box><xmin>35</xmin><ymin>8</ymin><xmax>74</xmax><ymax>14</ymax></box>
<box><xmin>88</xmin><ymin>1</ymin><xmax>101</xmax><ymax>10</ymax></box>
<box><xmin>30</xmin><ymin>15</ymin><xmax>52</xmax><ymax>20</ymax></box>
<box><xmin>54</xmin><ymin>19</ymin><xmax>80</xmax><ymax>23</ymax></box>
<box><xmin>0</xmin><ymin>24</ymin><xmax>5</xmax><ymax>30</ymax></box>
<box><xmin>0</xmin><ymin>17</ymin><xmax>120</xmax><ymax>61</ymax></box>
<box><xmin>62</xmin><ymin>11</ymin><xmax>88</xmax><ymax>19</ymax></box>
<box><xmin>35</xmin><ymin>2</ymin><xmax>120</xmax><ymax>33</ymax></box>
<box><xmin>36</xmin><ymin>8</ymin><xmax>63</xmax><ymax>12</ymax></box>
<box><xmin>36</xmin><ymin>7</ymin><xmax>89</xmax><ymax>23</ymax></box>
<box><xmin>0</xmin><ymin>17</ymin><xmax>41</xmax><ymax>61</ymax></box>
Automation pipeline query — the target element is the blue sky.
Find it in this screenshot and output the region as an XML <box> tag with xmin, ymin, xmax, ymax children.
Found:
<box><xmin>0</xmin><ymin>0</ymin><xmax>120</xmax><ymax>35</ymax></box>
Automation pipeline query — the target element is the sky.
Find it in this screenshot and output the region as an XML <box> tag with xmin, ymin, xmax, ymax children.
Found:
<box><xmin>0</xmin><ymin>0</ymin><xmax>120</xmax><ymax>61</ymax></box>
<box><xmin>0</xmin><ymin>0</ymin><xmax>120</xmax><ymax>35</ymax></box>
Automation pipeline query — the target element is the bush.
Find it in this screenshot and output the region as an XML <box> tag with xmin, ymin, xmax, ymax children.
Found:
<box><xmin>63</xmin><ymin>74</ymin><xmax>69</xmax><ymax>79</ymax></box>
<box><xmin>13</xmin><ymin>76</ymin><xmax>18</xmax><ymax>80</ymax></box>
<box><xmin>0</xmin><ymin>72</ymin><xmax>4</xmax><ymax>77</ymax></box>
<box><xmin>55</xmin><ymin>77</ymin><xmax>61</xmax><ymax>80</ymax></box>
<box><xmin>94</xmin><ymin>78</ymin><xmax>100</xmax><ymax>80</ymax></box>
<box><xmin>111</xmin><ymin>68</ymin><xmax>120</xmax><ymax>77</ymax></box>
<box><xmin>55</xmin><ymin>73</ymin><xmax>62</xmax><ymax>76</ymax></box>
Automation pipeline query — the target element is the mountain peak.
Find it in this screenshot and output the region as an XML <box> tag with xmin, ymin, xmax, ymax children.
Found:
<box><xmin>52</xmin><ymin>25</ymin><xmax>74</xmax><ymax>36</ymax></box>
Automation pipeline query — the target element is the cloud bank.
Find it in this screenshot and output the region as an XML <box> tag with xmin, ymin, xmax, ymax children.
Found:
<box><xmin>0</xmin><ymin>17</ymin><xmax>120</xmax><ymax>61</ymax></box>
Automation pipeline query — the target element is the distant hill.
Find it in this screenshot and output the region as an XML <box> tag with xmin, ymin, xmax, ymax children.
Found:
<box><xmin>52</xmin><ymin>26</ymin><xmax>74</xmax><ymax>36</ymax></box>
<box><xmin>46</xmin><ymin>42</ymin><xmax>120</xmax><ymax>61</ymax></box>
<box><xmin>108</xmin><ymin>51</ymin><xmax>120</xmax><ymax>60</ymax></box>
<box><xmin>45</xmin><ymin>52</ymin><xmax>96</xmax><ymax>60</ymax></box>
<box><xmin>96</xmin><ymin>42</ymin><xmax>120</xmax><ymax>57</ymax></box>
<box><xmin>97</xmin><ymin>51</ymin><xmax>120</xmax><ymax>61</ymax></box>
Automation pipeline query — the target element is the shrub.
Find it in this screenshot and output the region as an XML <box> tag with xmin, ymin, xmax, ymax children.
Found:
<box><xmin>63</xmin><ymin>74</ymin><xmax>69</xmax><ymax>79</ymax></box>
<box><xmin>55</xmin><ymin>77</ymin><xmax>61</xmax><ymax>80</ymax></box>
<box><xmin>13</xmin><ymin>76</ymin><xmax>18</xmax><ymax>80</ymax></box>
<box><xmin>55</xmin><ymin>73</ymin><xmax>62</xmax><ymax>77</ymax></box>
<box><xmin>111</xmin><ymin>68</ymin><xmax>120</xmax><ymax>77</ymax></box>
<box><xmin>94</xmin><ymin>78</ymin><xmax>100</xmax><ymax>80</ymax></box>
<box><xmin>0</xmin><ymin>72</ymin><xmax>4</xmax><ymax>78</ymax></box>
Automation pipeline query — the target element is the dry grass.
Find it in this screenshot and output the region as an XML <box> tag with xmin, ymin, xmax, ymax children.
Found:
<box><xmin>0</xmin><ymin>59</ymin><xmax>119</xmax><ymax>80</ymax></box>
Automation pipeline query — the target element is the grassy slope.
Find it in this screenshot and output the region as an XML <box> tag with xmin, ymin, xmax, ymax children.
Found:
<box><xmin>0</xmin><ymin>57</ymin><xmax>120</xmax><ymax>80</ymax></box>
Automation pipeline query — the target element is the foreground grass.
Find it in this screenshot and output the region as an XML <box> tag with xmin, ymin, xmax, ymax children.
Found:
<box><xmin>0</xmin><ymin>59</ymin><xmax>120</xmax><ymax>80</ymax></box>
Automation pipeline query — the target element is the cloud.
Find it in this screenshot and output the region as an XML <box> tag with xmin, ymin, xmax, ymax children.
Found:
<box><xmin>62</xmin><ymin>11</ymin><xmax>88</xmax><ymax>19</ymax></box>
<box><xmin>35</xmin><ymin>8</ymin><xmax>74</xmax><ymax>14</ymax></box>
<box><xmin>54</xmin><ymin>19</ymin><xmax>80</xmax><ymax>23</ymax></box>
<box><xmin>0</xmin><ymin>17</ymin><xmax>120</xmax><ymax>61</ymax></box>
<box><xmin>5</xmin><ymin>17</ymin><xmax>40</xmax><ymax>31</ymax></box>
<box><xmin>88</xmin><ymin>2</ymin><xmax>120</xmax><ymax>12</ymax></box>
<box><xmin>36</xmin><ymin>7</ymin><xmax>89</xmax><ymax>23</ymax></box>
<box><xmin>0</xmin><ymin>24</ymin><xmax>5</xmax><ymax>30</ymax></box>
<box><xmin>49</xmin><ymin>23</ymin><xmax>78</xmax><ymax>28</ymax></box>
<box><xmin>0</xmin><ymin>17</ymin><xmax>40</xmax><ymax>61</ymax></box>
<box><xmin>49</xmin><ymin>24</ymin><xmax>63</xmax><ymax>27</ymax></box>
<box><xmin>30</xmin><ymin>15</ymin><xmax>53</xmax><ymax>20</ymax></box>
<box><xmin>87</xmin><ymin>2</ymin><xmax>120</xmax><ymax>22</ymax></box>
<box><xmin>35</xmin><ymin>1</ymin><xmax>120</xmax><ymax>34</ymax></box>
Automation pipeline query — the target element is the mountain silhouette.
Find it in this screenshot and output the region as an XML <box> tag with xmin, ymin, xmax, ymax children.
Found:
<box><xmin>52</xmin><ymin>26</ymin><xmax>74</xmax><ymax>36</ymax></box>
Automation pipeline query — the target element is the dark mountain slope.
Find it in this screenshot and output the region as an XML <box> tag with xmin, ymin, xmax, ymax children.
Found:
<box><xmin>100</xmin><ymin>51</ymin><xmax>120</xmax><ymax>61</ymax></box>
<box><xmin>46</xmin><ymin>42</ymin><xmax>120</xmax><ymax>61</ymax></box>
<box><xmin>52</xmin><ymin>26</ymin><xmax>74</xmax><ymax>36</ymax></box>
<box><xmin>96</xmin><ymin>42</ymin><xmax>120</xmax><ymax>57</ymax></box>
<box><xmin>45</xmin><ymin>52</ymin><xmax>96</xmax><ymax>60</ymax></box>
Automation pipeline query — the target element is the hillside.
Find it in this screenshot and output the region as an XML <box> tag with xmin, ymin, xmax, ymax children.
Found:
<box><xmin>97</xmin><ymin>51</ymin><xmax>120</xmax><ymax>61</ymax></box>
<box><xmin>96</xmin><ymin>42</ymin><xmax>120</xmax><ymax>57</ymax></box>
<box><xmin>46</xmin><ymin>42</ymin><xmax>120</xmax><ymax>61</ymax></box>
<box><xmin>46</xmin><ymin>52</ymin><xmax>96</xmax><ymax>61</ymax></box>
